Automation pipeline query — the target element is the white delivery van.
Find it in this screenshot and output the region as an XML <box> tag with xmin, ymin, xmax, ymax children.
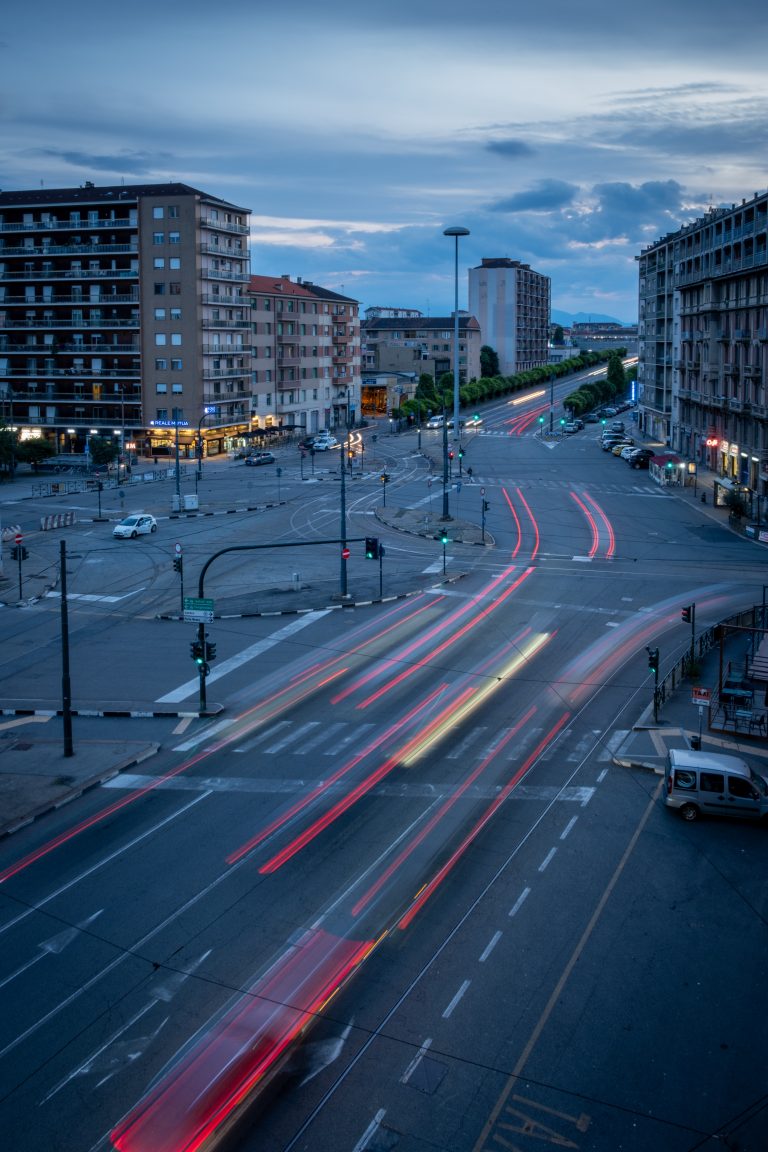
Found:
<box><xmin>664</xmin><ymin>748</ymin><xmax>768</xmax><ymax>823</ymax></box>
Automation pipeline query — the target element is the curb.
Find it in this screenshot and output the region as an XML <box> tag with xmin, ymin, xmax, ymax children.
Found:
<box><xmin>0</xmin><ymin>705</ymin><xmax>225</xmax><ymax>719</ymax></box>
<box><xmin>0</xmin><ymin>742</ymin><xmax>161</xmax><ymax>839</ymax></box>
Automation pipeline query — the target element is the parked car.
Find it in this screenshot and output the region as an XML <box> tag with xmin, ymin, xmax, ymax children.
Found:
<box><xmin>601</xmin><ymin>437</ymin><xmax>625</xmax><ymax>451</ymax></box>
<box><xmin>245</xmin><ymin>451</ymin><xmax>276</xmax><ymax>466</ymax></box>
<box><xmin>611</xmin><ymin>440</ymin><xmax>634</xmax><ymax>455</ymax></box>
<box><xmin>113</xmin><ymin>513</ymin><xmax>157</xmax><ymax>539</ymax></box>
<box><xmin>619</xmin><ymin>445</ymin><xmax>638</xmax><ymax>460</ymax></box>
<box><xmin>627</xmin><ymin>448</ymin><xmax>655</xmax><ymax>468</ymax></box>
<box><xmin>584</xmin><ymin>413</ymin><xmax>600</xmax><ymax>423</ymax></box>
<box><xmin>312</xmin><ymin>435</ymin><xmax>339</xmax><ymax>451</ymax></box>
<box><xmin>563</xmin><ymin>421</ymin><xmax>580</xmax><ymax>434</ymax></box>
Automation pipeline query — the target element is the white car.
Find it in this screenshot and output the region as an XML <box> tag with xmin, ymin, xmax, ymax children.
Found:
<box><xmin>113</xmin><ymin>513</ymin><xmax>157</xmax><ymax>539</ymax></box>
<box><xmin>425</xmin><ymin>416</ymin><xmax>444</xmax><ymax>429</ymax></box>
<box><xmin>312</xmin><ymin>435</ymin><xmax>339</xmax><ymax>451</ymax></box>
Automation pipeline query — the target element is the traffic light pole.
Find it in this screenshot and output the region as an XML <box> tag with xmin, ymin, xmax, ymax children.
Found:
<box><xmin>60</xmin><ymin>540</ymin><xmax>74</xmax><ymax>757</ymax></box>
<box><xmin>197</xmin><ymin>620</ymin><xmax>207</xmax><ymax>713</ymax></box>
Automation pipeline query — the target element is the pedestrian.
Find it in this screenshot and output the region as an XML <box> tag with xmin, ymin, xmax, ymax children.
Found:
<box><xmin>467</xmin><ymin>466</ymin><xmax>473</xmax><ymax>481</ymax></box>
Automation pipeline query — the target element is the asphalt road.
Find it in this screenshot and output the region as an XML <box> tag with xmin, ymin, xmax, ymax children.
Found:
<box><xmin>1</xmin><ymin>385</ymin><xmax>767</xmax><ymax>1152</ymax></box>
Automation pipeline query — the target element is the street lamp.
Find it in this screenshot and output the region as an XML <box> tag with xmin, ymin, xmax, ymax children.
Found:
<box><xmin>443</xmin><ymin>226</ymin><xmax>470</xmax><ymax>449</ymax></box>
<box><xmin>339</xmin><ymin>389</ymin><xmax>349</xmax><ymax>598</ymax></box>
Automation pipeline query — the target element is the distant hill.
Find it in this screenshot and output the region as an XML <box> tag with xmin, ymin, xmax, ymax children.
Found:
<box><xmin>551</xmin><ymin>309</ymin><xmax>636</xmax><ymax>327</ymax></box>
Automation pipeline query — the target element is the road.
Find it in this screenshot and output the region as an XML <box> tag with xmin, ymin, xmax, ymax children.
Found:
<box><xmin>1</xmin><ymin>387</ymin><xmax>767</xmax><ymax>1152</ymax></box>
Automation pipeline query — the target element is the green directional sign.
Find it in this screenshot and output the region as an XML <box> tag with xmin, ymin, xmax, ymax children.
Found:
<box><xmin>183</xmin><ymin>596</ymin><xmax>214</xmax><ymax>623</ymax></box>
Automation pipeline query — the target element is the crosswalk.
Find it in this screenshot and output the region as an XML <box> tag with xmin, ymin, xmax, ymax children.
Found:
<box><xmin>451</xmin><ymin>477</ymin><xmax>672</xmax><ymax>497</ymax></box>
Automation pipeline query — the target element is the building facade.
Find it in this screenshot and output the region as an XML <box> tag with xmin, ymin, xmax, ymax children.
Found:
<box><xmin>468</xmin><ymin>258</ymin><xmax>550</xmax><ymax>376</ymax></box>
<box><xmin>0</xmin><ymin>182</ymin><xmax>251</xmax><ymax>460</ymax></box>
<box><xmin>248</xmin><ymin>274</ymin><xmax>359</xmax><ymax>434</ymax></box>
<box><xmin>637</xmin><ymin>191</ymin><xmax>768</xmax><ymax>502</ymax></box>
<box><xmin>361</xmin><ymin>312</ymin><xmax>481</xmax><ymax>386</ymax></box>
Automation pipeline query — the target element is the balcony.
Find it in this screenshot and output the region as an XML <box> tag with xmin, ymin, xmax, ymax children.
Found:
<box><xmin>0</xmin><ymin>317</ymin><xmax>139</xmax><ymax>329</ymax></box>
<box><xmin>0</xmin><ymin>217</ymin><xmax>134</xmax><ymax>234</ymax></box>
<box><xmin>0</xmin><ymin>268</ymin><xmax>137</xmax><ymax>282</ymax></box>
<box><xmin>744</xmin><ymin>365</ymin><xmax>762</xmax><ymax>378</ymax></box>
<box><xmin>200</xmin><ymin>216</ymin><xmax>249</xmax><ymax>235</ymax></box>
<box><xmin>202</xmin><ymin>267</ymin><xmax>250</xmax><ymax>283</ymax></box>
<box><xmin>0</xmin><ymin>242</ymin><xmax>137</xmax><ymax>257</ymax></box>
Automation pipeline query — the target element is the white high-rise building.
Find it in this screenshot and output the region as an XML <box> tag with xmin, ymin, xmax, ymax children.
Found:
<box><xmin>468</xmin><ymin>258</ymin><xmax>550</xmax><ymax>376</ymax></box>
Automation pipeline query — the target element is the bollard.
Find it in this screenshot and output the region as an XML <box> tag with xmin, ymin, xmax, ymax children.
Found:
<box><xmin>700</xmin><ymin>492</ymin><xmax>706</xmax><ymax>503</ymax></box>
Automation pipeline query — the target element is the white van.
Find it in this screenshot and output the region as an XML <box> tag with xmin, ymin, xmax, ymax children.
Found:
<box><xmin>664</xmin><ymin>749</ymin><xmax>768</xmax><ymax>823</ymax></box>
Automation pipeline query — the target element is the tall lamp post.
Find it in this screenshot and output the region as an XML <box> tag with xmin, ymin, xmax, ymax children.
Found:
<box><xmin>339</xmin><ymin>389</ymin><xmax>349</xmax><ymax>598</ymax></box>
<box><xmin>443</xmin><ymin>226</ymin><xmax>470</xmax><ymax>451</ymax></box>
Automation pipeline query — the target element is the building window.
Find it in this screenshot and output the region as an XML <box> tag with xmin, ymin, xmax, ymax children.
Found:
<box><xmin>264</xmin><ymin>299</ymin><xmax>270</xmax><ymax>310</ymax></box>
<box><xmin>153</xmin><ymin>207</ymin><xmax>164</xmax><ymax>219</ymax></box>
<box><xmin>172</xmin><ymin>383</ymin><xmax>183</xmax><ymax>393</ymax></box>
<box><xmin>171</xmin><ymin>358</ymin><xmax>182</xmax><ymax>370</ymax></box>
<box><xmin>153</xmin><ymin>257</ymin><xmax>165</xmax><ymax>269</ymax></box>
<box><xmin>156</xmin><ymin>383</ymin><xmax>167</xmax><ymax>393</ymax></box>
<box><xmin>171</xmin><ymin>333</ymin><xmax>182</xmax><ymax>346</ymax></box>
<box><xmin>168</xmin><ymin>205</ymin><xmax>179</xmax><ymax>218</ymax></box>
<box><xmin>155</xmin><ymin>358</ymin><xmax>167</xmax><ymax>370</ymax></box>
<box><xmin>169</xmin><ymin>257</ymin><xmax>181</xmax><ymax>270</ymax></box>
<box><xmin>170</xmin><ymin>307</ymin><xmax>181</xmax><ymax>320</ymax></box>
<box><xmin>153</xmin><ymin>232</ymin><xmax>164</xmax><ymax>245</ymax></box>
<box><xmin>169</xmin><ymin>231</ymin><xmax>180</xmax><ymax>244</ymax></box>
<box><xmin>156</xmin><ymin>407</ymin><xmax>168</xmax><ymax>420</ymax></box>
<box><xmin>154</xmin><ymin>308</ymin><xmax>166</xmax><ymax>320</ymax></box>
<box><xmin>155</xmin><ymin>334</ymin><xmax>167</xmax><ymax>346</ymax></box>
<box><xmin>169</xmin><ymin>282</ymin><xmax>181</xmax><ymax>295</ymax></box>
<box><xmin>154</xmin><ymin>282</ymin><xmax>165</xmax><ymax>295</ymax></box>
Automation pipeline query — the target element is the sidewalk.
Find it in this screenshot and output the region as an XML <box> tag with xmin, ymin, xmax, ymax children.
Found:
<box><xmin>0</xmin><ymin>731</ymin><xmax>160</xmax><ymax>838</ymax></box>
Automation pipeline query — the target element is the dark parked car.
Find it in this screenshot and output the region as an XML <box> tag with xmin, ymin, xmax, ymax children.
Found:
<box><xmin>245</xmin><ymin>451</ymin><xmax>276</xmax><ymax>466</ymax></box>
<box><xmin>627</xmin><ymin>448</ymin><xmax>654</xmax><ymax>468</ymax></box>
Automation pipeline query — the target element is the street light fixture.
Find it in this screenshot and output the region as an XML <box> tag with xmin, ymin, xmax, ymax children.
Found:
<box><xmin>443</xmin><ymin>226</ymin><xmax>470</xmax><ymax>450</ymax></box>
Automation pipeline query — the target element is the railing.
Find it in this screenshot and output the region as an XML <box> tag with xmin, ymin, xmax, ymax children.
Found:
<box><xmin>0</xmin><ymin>269</ymin><xmax>137</xmax><ymax>281</ymax></box>
<box><xmin>0</xmin><ymin>243</ymin><xmax>137</xmax><ymax>257</ymax></box>
<box><xmin>0</xmin><ymin>218</ymin><xmax>133</xmax><ymax>234</ymax></box>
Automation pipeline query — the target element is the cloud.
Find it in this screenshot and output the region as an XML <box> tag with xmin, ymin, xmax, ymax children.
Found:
<box><xmin>29</xmin><ymin>148</ymin><xmax>175</xmax><ymax>176</ymax></box>
<box><xmin>487</xmin><ymin>180</ymin><xmax>579</xmax><ymax>214</ymax></box>
<box><xmin>486</xmin><ymin>139</ymin><xmax>536</xmax><ymax>158</ymax></box>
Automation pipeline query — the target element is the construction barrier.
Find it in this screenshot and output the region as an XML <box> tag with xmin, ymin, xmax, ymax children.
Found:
<box><xmin>40</xmin><ymin>511</ymin><xmax>77</xmax><ymax>531</ymax></box>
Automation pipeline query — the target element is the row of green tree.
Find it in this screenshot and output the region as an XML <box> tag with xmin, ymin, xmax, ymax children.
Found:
<box><xmin>395</xmin><ymin>346</ymin><xmax>632</xmax><ymax>422</ymax></box>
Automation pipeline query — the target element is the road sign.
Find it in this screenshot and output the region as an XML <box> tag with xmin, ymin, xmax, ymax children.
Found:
<box><xmin>183</xmin><ymin>596</ymin><xmax>214</xmax><ymax>623</ymax></box>
<box><xmin>691</xmin><ymin>686</ymin><xmax>711</xmax><ymax>705</ymax></box>
<box><xmin>175</xmin><ymin>542</ymin><xmax>182</xmax><ymax>555</ymax></box>
<box><xmin>341</xmin><ymin>547</ymin><xmax>350</xmax><ymax>560</ymax></box>
<box><xmin>480</xmin><ymin>487</ymin><xmax>485</xmax><ymax>496</ymax></box>
<box><xmin>15</xmin><ymin>532</ymin><xmax>22</xmax><ymax>544</ymax></box>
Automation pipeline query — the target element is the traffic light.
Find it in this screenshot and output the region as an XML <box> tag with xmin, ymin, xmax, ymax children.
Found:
<box><xmin>458</xmin><ymin>446</ymin><xmax>464</xmax><ymax>459</ymax></box>
<box><xmin>380</xmin><ymin>471</ymin><xmax>389</xmax><ymax>484</ymax></box>
<box><xmin>191</xmin><ymin>640</ymin><xmax>204</xmax><ymax>664</ymax></box>
<box><xmin>440</xmin><ymin>530</ymin><xmax>450</xmax><ymax>545</ymax></box>
<box><xmin>647</xmin><ymin>647</ymin><xmax>660</xmax><ymax>673</ymax></box>
<box><xmin>173</xmin><ymin>556</ymin><xmax>183</xmax><ymax>574</ymax></box>
<box><xmin>448</xmin><ymin>450</ymin><xmax>454</xmax><ymax>460</ymax></box>
<box><xmin>365</xmin><ymin>536</ymin><xmax>380</xmax><ymax>560</ymax></box>
<box><xmin>205</xmin><ymin>640</ymin><xmax>217</xmax><ymax>662</ymax></box>
<box><xmin>538</xmin><ymin>415</ymin><xmax>545</xmax><ymax>424</ymax></box>
<box><xmin>11</xmin><ymin>545</ymin><xmax>29</xmax><ymax>561</ymax></box>
<box><xmin>681</xmin><ymin>605</ymin><xmax>693</xmax><ymax>624</ymax></box>
<box><xmin>559</xmin><ymin>418</ymin><xmax>566</xmax><ymax>426</ymax></box>
<box><xmin>483</xmin><ymin>500</ymin><xmax>490</xmax><ymax>513</ymax></box>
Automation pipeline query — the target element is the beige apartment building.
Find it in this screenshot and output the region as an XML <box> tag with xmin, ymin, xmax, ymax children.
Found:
<box><xmin>361</xmin><ymin>310</ymin><xmax>481</xmax><ymax>385</ymax></box>
<box><xmin>248</xmin><ymin>274</ymin><xmax>360</xmax><ymax>434</ymax></box>
<box><xmin>0</xmin><ymin>182</ymin><xmax>251</xmax><ymax>460</ymax></box>
<box><xmin>637</xmin><ymin>190</ymin><xmax>768</xmax><ymax>504</ymax></box>
<box><xmin>468</xmin><ymin>258</ymin><xmax>550</xmax><ymax>376</ymax></box>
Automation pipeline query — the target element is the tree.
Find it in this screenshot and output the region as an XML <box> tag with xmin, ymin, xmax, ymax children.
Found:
<box><xmin>480</xmin><ymin>345</ymin><xmax>500</xmax><ymax>378</ymax></box>
<box><xmin>552</xmin><ymin>325</ymin><xmax>565</xmax><ymax>346</ymax></box>
<box><xmin>88</xmin><ymin>435</ymin><xmax>119</xmax><ymax>467</ymax></box>
<box><xmin>0</xmin><ymin>425</ymin><xmax>18</xmax><ymax>477</ymax></box>
<box><xmin>606</xmin><ymin>351</ymin><xmax>626</xmax><ymax>397</ymax></box>
<box><xmin>14</xmin><ymin>437</ymin><xmax>56</xmax><ymax>473</ymax></box>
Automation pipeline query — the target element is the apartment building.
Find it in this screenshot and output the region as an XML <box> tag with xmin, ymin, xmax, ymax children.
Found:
<box><xmin>249</xmin><ymin>275</ymin><xmax>359</xmax><ymax>434</ymax></box>
<box><xmin>637</xmin><ymin>191</ymin><xmax>768</xmax><ymax>500</ymax></box>
<box><xmin>361</xmin><ymin>310</ymin><xmax>481</xmax><ymax>386</ymax></box>
<box><xmin>468</xmin><ymin>258</ymin><xmax>550</xmax><ymax>376</ymax></box>
<box><xmin>0</xmin><ymin>182</ymin><xmax>251</xmax><ymax>460</ymax></box>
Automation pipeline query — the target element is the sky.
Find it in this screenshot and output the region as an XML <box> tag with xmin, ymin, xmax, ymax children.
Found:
<box><xmin>2</xmin><ymin>0</ymin><xmax>767</xmax><ymax>325</ymax></box>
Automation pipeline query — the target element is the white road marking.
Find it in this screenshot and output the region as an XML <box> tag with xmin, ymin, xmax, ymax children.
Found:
<box><xmin>401</xmin><ymin>1037</ymin><xmax>433</xmax><ymax>1083</ymax></box>
<box><xmin>538</xmin><ymin>847</ymin><xmax>557</xmax><ymax>872</ymax></box>
<box><xmin>479</xmin><ymin>931</ymin><xmax>503</xmax><ymax>963</ymax></box>
<box><xmin>442</xmin><ymin>979</ymin><xmax>471</xmax><ymax>1019</ymax></box>
<box><xmin>509</xmin><ymin>887</ymin><xmax>531</xmax><ymax>918</ymax></box>
<box><xmin>352</xmin><ymin>1109</ymin><xmax>387</xmax><ymax>1152</ymax></box>
<box><xmin>172</xmin><ymin>717</ymin><xmax>235</xmax><ymax>751</ymax></box>
<box><xmin>560</xmin><ymin>816</ymin><xmax>579</xmax><ymax>840</ymax></box>
<box><xmin>156</xmin><ymin>610</ymin><xmax>332</xmax><ymax>703</ymax></box>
